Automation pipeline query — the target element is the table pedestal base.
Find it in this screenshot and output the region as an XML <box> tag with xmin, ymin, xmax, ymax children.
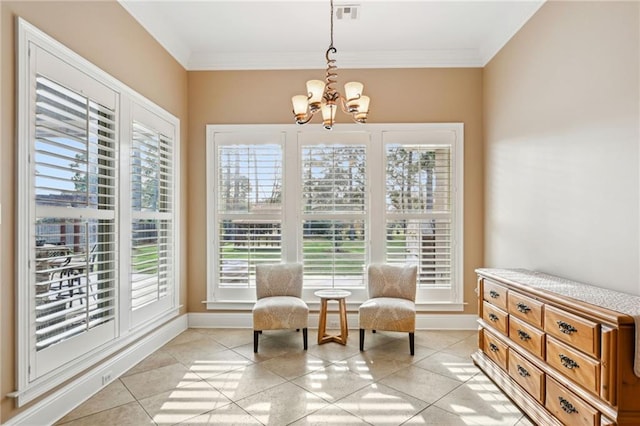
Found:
<box><xmin>317</xmin><ymin>297</ymin><xmax>348</xmax><ymax>345</ymax></box>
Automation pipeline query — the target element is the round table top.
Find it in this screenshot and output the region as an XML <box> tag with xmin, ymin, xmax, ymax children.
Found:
<box><xmin>314</xmin><ymin>289</ymin><xmax>351</xmax><ymax>299</ymax></box>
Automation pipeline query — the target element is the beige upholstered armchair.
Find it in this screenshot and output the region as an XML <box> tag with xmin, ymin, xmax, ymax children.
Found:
<box><xmin>359</xmin><ymin>263</ymin><xmax>418</xmax><ymax>355</ymax></box>
<box><xmin>252</xmin><ymin>263</ymin><xmax>309</xmax><ymax>353</ymax></box>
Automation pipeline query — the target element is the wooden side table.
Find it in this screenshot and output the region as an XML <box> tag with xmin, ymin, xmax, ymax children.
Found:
<box><xmin>314</xmin><ymin>289</ymin><xmax>351</xmax><ymax>345</ymax></box>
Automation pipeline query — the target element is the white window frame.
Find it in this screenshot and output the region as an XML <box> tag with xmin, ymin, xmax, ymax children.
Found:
<box><xmin>15</xmin><ymin>19</ymin><xmax>180</xmax><ymax>405</ymax></box>
<box><xmin>205</xmin><ymin>123</ymin><xmax>463</xmax><ymax>311</ymax></box>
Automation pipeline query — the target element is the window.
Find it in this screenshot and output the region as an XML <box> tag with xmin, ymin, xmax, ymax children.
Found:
<box><xmin>206</xmin><ymin>124</ymin><xmax>463</xmax><ymax>308</ymax></box>
<box><xmin>16</xmin><ymin>20</ymin><xmax>180</xmax><ymax>404</ymax></box>
<box><xmin>210</xmin><ymin>132</ymin><xmax>284</xmax><ymax>301</ymax></box>
<box><xmin>383</xmin><ymin>130</ymin><xmax>460</xmax><ymax>302</ymax></box>
<box><xmin>129</xmin><ymin>106</ymin><xmax>178</xmax><ymax>326</ymax></box>
<box><xmin>300</xmin><ymin>133</ymin><xmax>368</xmax><ymax>290</ymax></box>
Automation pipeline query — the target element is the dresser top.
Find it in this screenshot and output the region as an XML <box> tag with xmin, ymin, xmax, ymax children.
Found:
<box><xmin>476</xmin><ymin>268</ymin><xmax>640</xmax><ymax>318</ymax></box>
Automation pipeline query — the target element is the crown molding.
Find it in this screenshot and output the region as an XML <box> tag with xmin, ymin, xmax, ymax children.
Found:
<box><xmin>187</xmin><ymin>48</ymin><xmax>484</xmax><ymax>71</ymax></box>
<box><xmin>118</xmin><ymin>0</ymin><xmax>191</xmax><ymax>69</ymax></box>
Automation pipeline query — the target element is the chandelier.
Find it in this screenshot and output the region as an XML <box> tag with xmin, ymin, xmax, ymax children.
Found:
<box><xmin>291</xmin><ymin>0</ymin><xmax>370</xmax><ymax>130</ymax></box>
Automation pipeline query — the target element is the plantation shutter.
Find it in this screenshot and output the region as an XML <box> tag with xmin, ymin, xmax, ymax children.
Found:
<box><xmin>384</xmin><ymin>142</ymin><xmax>454</xmax><ymax>289</ymax></box>
<box><xmin>130</xmin><ymin>120</ymin><xmax>174</xmax><ymax>313</ymax></box>
<box><xmin>215</xmin><ymin>142</ymin><xmax>283</xmax><ymax>292</ymax></box>
<box><xmin>32</xmin><ymin>74</ymin><xmax>117</xmax><ymax>378</ymax></box>
<box><xmin>300</xmin><ymin>144</ymin><xmax>367</xmax><ymax>288</ymax></box>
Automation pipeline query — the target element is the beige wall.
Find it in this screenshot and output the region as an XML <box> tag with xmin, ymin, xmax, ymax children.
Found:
<box><xmin>484</xmin><ymin>1</ymin><xmax>640</xmax><ymax>294</ymax></box>
<box><xmin>0</xmin><ymin>1</ymin><xmax>188</xmax><ymax>421</ymax></box>
<box><xmin>187</xmin><ymin>69</ymin><xmax>484</xmax><ymax>314</ymax></box>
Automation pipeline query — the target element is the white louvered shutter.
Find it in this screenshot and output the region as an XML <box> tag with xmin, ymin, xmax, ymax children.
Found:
<box><xmin>33</xmin><ymin>74</ymin><xmax>117</xmax><ymax>377</ymax></box>
<box><xmin>301</xmin><ymin>144</ymin><xmax>367</xmax><ymax>288</ymax></box>
<box><xmin>384</xmin><ymin>143</ymin><xmax>454</xmax><ymax>289</ymax></box>
<box><xmin>130</xmin><ymin>120</ymin><xmax>174</xmax><ymax>313</ymax></box>
<box><xmin>215</xmin><ymin>143</ymin><xmax>283</xmax><ymax>290</ymax></box>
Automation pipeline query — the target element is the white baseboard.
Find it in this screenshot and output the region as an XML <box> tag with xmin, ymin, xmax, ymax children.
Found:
<box><xmin>5</xmin><ymin>315</ymin><xmax>188</xmax><ymax>426</ymax></box>
<box><xmin>189</xmin><ymin>312</ymin><xmax>478</xmax><ymax>330</ymax></box>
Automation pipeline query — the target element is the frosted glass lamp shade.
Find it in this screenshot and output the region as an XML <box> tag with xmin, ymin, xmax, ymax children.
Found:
<box><xmin>321</xmin><ymin>103</ymin><xmax>337</xmax><ymax>129</ymax></box>
<box><xmin>345</xmin><ymin>82</ymin><xmax>364</xmax><ymax>111</ymax></box>
<box><xmin>355</xmin><ymin>95</ymin><xmax>370</xmax><ymax>121</ymax></box>
<box><xmin>306</xmin><ymin>80</ymin><xmax>326</xmax><ymax>104</ymax></box>
<box><xmin>292</xmin><ymin>95</ymin><xmax>309</xmax><ymax>115</ymax></box>
<box><xmin>344</xmin><ymin>82</ymin><xmax>363</xmax><ymax>101</ymax></box>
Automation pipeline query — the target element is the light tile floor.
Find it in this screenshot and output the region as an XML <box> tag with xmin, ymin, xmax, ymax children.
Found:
<box><xmin>56</xmin><ymin>328</ymin><xmax>535</xmax><ymax>425</ymax></box>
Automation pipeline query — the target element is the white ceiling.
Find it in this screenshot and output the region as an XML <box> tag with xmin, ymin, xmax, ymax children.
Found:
<box><xmin>119</xmin><ymin>0</ymin><xmax>545</xmax><ymax>70</ymax></box>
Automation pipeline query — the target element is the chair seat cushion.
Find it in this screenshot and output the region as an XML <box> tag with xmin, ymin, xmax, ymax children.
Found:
<box><xmin>253</xmin><ymin>296</ymin><xmax>309</xmax><ymax>330</ymax></box>
<box><xmin>358</xmin><ymin>297</ymin><xmax>415</xmax><ymax>332</ymax></box>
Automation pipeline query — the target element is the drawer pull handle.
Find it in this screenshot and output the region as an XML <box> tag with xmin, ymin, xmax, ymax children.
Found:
<box><xmin>557</xmin><ymin>320</ymin><xmax>577</xmax><ymax>335</ymax></box>
<box><xmin>488</xmin><ymin>313</ymin><xmax>499</xmax><ymax>322</ymax></box>
<box><xmin>559</xmin><ymin>354</ymin><xmax>580</xmax><ymax>369</ymax></box>
<box><xmin>516</xmin><ymin>302</ymin><xmax>531</xmax><ymax>313</ymax></box>
<box><xmin>517</xmin><ymin>365</ymin><xmax>530</xmax><ymax>377</ymax></box>
<box><xmin>558</xmin><ymin>397</ymin><xmax>578</xmax><ymax>414</ymax></box>
<box><xmin>489</xmin><ymin>343</ymin><xmax>499</xmax><ymax>352</ymax></box>
<box><xmin>489</xmin><ymin>290</ymin><xmax>500</xmax><ymax>299</ymax></box>
<box><xmin>517</xmin><ymin>330</ymin><xmax>531</xmax><ymax>341</ymax></box>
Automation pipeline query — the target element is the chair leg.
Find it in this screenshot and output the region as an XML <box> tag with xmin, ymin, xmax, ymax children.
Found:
<box><xmin>303</xmin><ymin>328</ymin><xmax>308</xmax><ymax>350</ymax></box>
<box><xmin>359</xmin><ymin>328</ymin><xmax>365</xmax><ymax>351</ymax></box>
<box><xmin>409</xmin><ymin>332</ymin><xmax>415</xmax><ymax>356</ymax></box>
<box><xmin>254</xmin><ymin>330</ymin><xmax>260</xmax><ymax>353</ymax></box>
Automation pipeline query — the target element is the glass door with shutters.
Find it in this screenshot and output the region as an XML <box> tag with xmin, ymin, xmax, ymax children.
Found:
<box><xmin>17</xmin><ymin>23</ymin><xmax>181</xmax><ymax>403</ymax></box>
<box><xmin>31</xmin><ymin>68</ymin><xmax>118</xmax><ymax>379</ymax></box>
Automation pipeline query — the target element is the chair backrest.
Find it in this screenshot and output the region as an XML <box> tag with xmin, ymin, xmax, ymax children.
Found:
<box><xmin>367</xmin><ymin>263</ymin><xmax>418</xmax><ymax>301</ymax></box>
<box><xmin>255</xmin><ymin>263</ymin><xmax>303</xmax><ymax>299</ymax></box>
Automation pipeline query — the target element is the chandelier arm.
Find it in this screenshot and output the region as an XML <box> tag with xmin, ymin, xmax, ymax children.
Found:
<box><xmin>351</xmin><ymin>114</ymin><xmax>367</xmax><ymax>124</ymax></box>
<box><xmin>293</xmin><ymin>110</ymin><xmax>316</xmax><ymax>125</ymax></box>
<box><xmin>336</xmin><ymin>95</ymin><xmax>350</xmax><ymax>115</ymax></box>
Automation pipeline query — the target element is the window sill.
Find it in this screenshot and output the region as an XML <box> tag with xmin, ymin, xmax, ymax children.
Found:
<box><xmin>203</xmin><ymin>300</ymin><xmax>465</xmax><ymax>312</ymax></box>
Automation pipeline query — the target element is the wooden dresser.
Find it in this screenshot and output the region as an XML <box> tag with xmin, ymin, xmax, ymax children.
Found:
<box><xmin>472</xmin><ymin>269</ymin><xmax>640</xmax><ymax>426</ymax></box>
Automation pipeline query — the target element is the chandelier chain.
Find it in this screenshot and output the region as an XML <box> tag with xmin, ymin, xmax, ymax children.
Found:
<box><xmin>329</xmin><ymin>0</ymin><xmax>334</xmax><ymax>48</ymax></box>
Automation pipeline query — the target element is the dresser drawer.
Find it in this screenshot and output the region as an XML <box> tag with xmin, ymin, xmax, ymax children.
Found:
<box><xmin>482</xmin><ymin>328</ymin><xmax>508</xmax><ymax>370</ymax></box>
<box><xmin>544</xmin><ymin>305</ymin><xmax>600</xmax><ymax>358</ymax></box>
<box><xmin>509</xmin><ymin>316</ymin><xmax>545</xmax><ymax>359</ymax></box>
<box><xmin>545</xmin><ymin>376</ymin><xmax>599</xmax><ymax>426</ymax></box>
<box><xmin>483</xmin><ymin>301</ymin><xmax>509</xmax><ymax>335</ymax></box>
<box><xmin>483</xmin><ymin>279</ymin><xmax>508</xmax><ymax>310</ymax></box>
<box><xmin>508</xmin><ymin>291</ymin><xmax>543</xmax><ymax>328</ymax></box>
<box><xmin>546</xmin><ymin>336</ymin><xmax>600</xmax><ymax>395</ymax></box>
<box><xmin>508</xmin><ymin>348</ymin><xmax>544</xmax><ymax>403</ymax></box>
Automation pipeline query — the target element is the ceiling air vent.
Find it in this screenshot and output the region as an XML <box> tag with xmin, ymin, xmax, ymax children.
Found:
<box><xmin>336</xmin><ymin>4</ymin><xmax>360</xmax><ymax>20</ymax></box>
